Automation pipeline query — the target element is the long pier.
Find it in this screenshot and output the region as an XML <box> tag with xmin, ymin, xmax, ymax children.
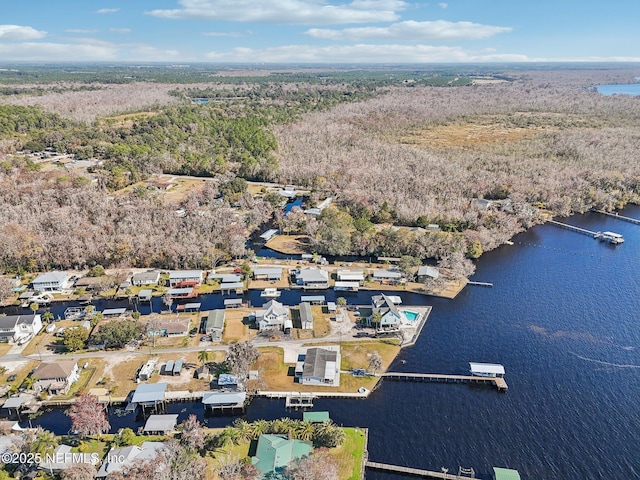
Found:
<box><xmin>548</xmin><ymin>219</ymin><xmax>599</xmax><ymax>237</ymax></box>
<box><xmin>383</xmin><ymin>372</ymin><xmax>508</xmax><ymax>391</ymax></box>
<box><xmin>365</xmin><ymin>462</ymin><xmax>476</xmax><ymax>479</ymax></box>
<box><xmin>593</xmin><ymin>209</ymin><xmax>640</xmax><ymax>225</ymax></box>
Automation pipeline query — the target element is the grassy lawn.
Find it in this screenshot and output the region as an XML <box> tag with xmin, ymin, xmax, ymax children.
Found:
<box><xmin>0</xmin><ymin>343</ymin><xmax>11</xmax><ymax>356</ymax></box>
<box><xmin>330</xmin><ymin>427</ymin><xmax>367</xmax><ymax>480</ymax></box>
<box><xmin>255</xmin><ymin>340</ymin><xmax>401</xmax><ymax>393</ymax></box>
<box><xmin>222</xmin><ymin>309</ymin><xmax>254</xmax><ymax>343</ymax></box>
<box><xmin>311</xmin><ymin>306</ymin><xmax>331</xmax><ymax>337</ymax></box>
<box><xmin>5</xmin><ymin>360</ymin><xmax>39</xmax><ymax>391</ymax></box>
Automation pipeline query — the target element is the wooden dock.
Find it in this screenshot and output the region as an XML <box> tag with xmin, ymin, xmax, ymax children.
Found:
<box><xmin>366</xmin><ymin>462</ymin><xmax>477</xmax><ymax>479</ymax></box>
<box><xmin>548</xmin><ymin>219</ymin><xmax>599</xmax><ymax>237</ymax></box>
<box><xmin>593</xmin><ymin>209</ymin><xmax>640</xmax><ymax>225</ymax></box>
<box><xmin>383</xmin><ymin>372</ymin><xmax>508</xmax><ymax>391</ymax></box>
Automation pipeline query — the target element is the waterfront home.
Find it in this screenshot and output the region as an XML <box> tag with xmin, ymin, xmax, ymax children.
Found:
<box><xmin>32</xmin><ymin>361</ymin><xmax>79</xmax><ymax>395</ymax></box>
<box><xmin>252</xmin><ymin>266</ymin><xmax>283</xmax><ymax>281</ymax></box>
<box><xmin>296</xmin><ymin>267</ymin><xmax>329</xmax><ymax>290</ymax></box>
<box><xmin>207</xmin><ymin>272</ymin><xmax>242</xmax><ymax>283</ymax></box>
<box><xmin>168</xmin><ymin>270</ymin><xmax>203</xmax><ymax>287</ymax></box>
<box><xmin>371</xmin><ymin>269</ymin><xmax>404</xmax><ymax>285</ymax></box>
<box><xmin>296</xmin><ymin>346</ymin><xmax>341</xmax><ymax>386</ymax></box>
<box><xmin>131</xmin><ymin>270</ymin><xmax>161</xmax><ymax>286</ymax></box>
<box><xmin>416</xmin><ymin>265</ymin><xmax>440</xmax><ymax>283</ymax></box>
<box><xmin>251</xmin><ymin>434</ymin><xmax>313</xmax><ymax>475</ymax></box>
<box><xmin>31</xmin><ymin>271</ymin><xmax>70</xmax><ymax>292</ymax></box>
<box><xmin>255</xmin><ymin>300</ymin><xmax>290</xmax><ymax>331</ymax></box>
<box><xmin>96</xmin><ymin>442</ymin><xmax>164</xmax><ymax>478</ymax></box>
<box><xmin>299</xmin><ymin>302</ymin><xmax>314</xmax><ymax>330</ymax></box>
<box><xmin>369</xmin><ymin>294</ymin><xmax>402</xmax><ymax>332</ymax></box>
<box><xmin>217</xmin><ymin>373</ymin><xmax>238</xmax><ymax>389</ymax></box>
<box><xmin>204</xmin><ymin>309</ymin><xmax>225</xmax><ymax>339</ymax></box>
<box><xmin>0</xmin><ymin>314</ymin><xmax>42</xmax><ymax>343</ymax></box>
<box><xmin>259</xmin><ymin>228</ymin><xmax>278</xmax><ymax>242</ymax></box>
<box><xmin>336</xmin><ymin>269</ymin><xmax>365</xmax><ymax>283</ymax></box>
<box><xmin>304</xmin><ymin>197</ymin><xmax>332</xmax><ymax>216</ymax></box>
<box><xmin>143</xmin><ymin>414</ymin><xmax>178</xmax><ymax>435</ymax></box>
<box><xmin>147</xmin><ymin>317</ymin><xmax>190</xmax><ymax>337</ymax></box>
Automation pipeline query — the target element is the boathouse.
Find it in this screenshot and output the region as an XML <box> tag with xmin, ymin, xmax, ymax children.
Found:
<box><xmin>469</xmin><ymin>362</ymin><xmax>505</xmax><ymax>377</ymax></box>
<box><xmin>252</xmin><ymin>266</ymin><xmax>283</xmax><ymax>281</ymax></box>
<box><xmin>493</xmin><ymin>467</ymin><xmax>521</xmax><ymax>480</ymax></box>
<box><xmin>143</xmin><ymin>414</ymin><xmax>178</xmax><ymax>435</ymax></box>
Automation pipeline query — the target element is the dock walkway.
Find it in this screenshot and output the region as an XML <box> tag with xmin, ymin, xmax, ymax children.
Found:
<box><xmin>593</xmin><ymin>209</ymin><xmax>640</xmax><ymax>225</ymax></box>
<box><xmin>366</xmin><ymin>461</ymin><xmax>476</xmax><ymax>479</ymax></box>
<box><xmin>548</xmin><ymin>219</ymin><xmax>598</xmax><ymax>237</ymax></box>
<box><xmin>383</xmin><ymin>372</ymin><xmax>508</xmax><ymax>391</ymax></box>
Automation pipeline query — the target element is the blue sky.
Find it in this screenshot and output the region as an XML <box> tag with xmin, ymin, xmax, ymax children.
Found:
<box><xmin>1</xmin><ymin>0</ymin><xmax>639</xmax><ymax>63</ymax></box>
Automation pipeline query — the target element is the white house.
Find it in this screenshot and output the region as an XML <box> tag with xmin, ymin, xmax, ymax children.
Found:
<box><xmin>296</xmin><ymin>268</ymin><xmax>329</xmax><ymax>290</ymax></box>
<box><xmin>336</xmin><ymin>270</ymin><xmax>365</xmax><ymax>283</ymax></box>
<box><xmin>168</xmin><ymin>270</ymin><xmax>203</xmax><ymax>287</ymax></box>
<box><xmin>369</xmin><ymin>294</ymin><xmax>402</xmax><ymax>332</ymax></box>
<box><xmin>417</xmin><ymin>265</ymin><xmax>440</xmax><ymax>283</ymax></box>
<box><xmin>296</xmin><ymin>346</ymin><xmax>341</xmax><ymax>386</ymax></box>
<box><xmin>255</xmin><ymin>300</ymin><xmax>290</xmax><ymax>331</ymax></box>
<box><xmin>32</xmin><ymin>361</ymin><xmax>79</xmax><ymax>395</ymax></box>
<box><xmin>31</xmin><ymin>271</ymin><xmax>70</xmax><ymax>292</ymax></box>
<box><xmin>96</xmin><ymin>442</ymin><xmax>164</xmax><ymax>478</ymax></box>
<box><xmin>0</xmin><ymin>314</ymin><xmax>42</xmax><ymax>343</ymax></box>
<box><xmin>131</xmin><ymin>271</ymin><xmax>161</xmax><ymax>286</ymax></box>
<box><xmin>372</xmin><ymin>269</ymin><xmax>404</xmax><ymax>285</ymax></box>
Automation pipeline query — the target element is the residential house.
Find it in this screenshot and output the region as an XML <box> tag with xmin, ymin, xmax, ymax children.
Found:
<box><xmin>369</xmin><ymin>294</ymin><xmax>402</xmax><ymax>332</ymax></box>
<box><xmin>296</xmin><ymin>268</ymin><xmax>329</xmax><ymax>290</ymax></box>
<box><xmin>336</xmin><ymin>270</ymin><xmax>365</xmax><ymax>283</ymax></box>
<box><xmin>372</xmin><ymin>269</ymin><xmax>404</xmax><ymax>285</ymax></box>
<box><xmin>296</xmin><ymin>346</ymin><xmax>341</xmax><ymax>386</ymax></box>
<box><xmin>255</xmin><ymin>300</ymin><xmax>289</xmax><ymax>331</ymax></box>
<box><xmin>0</xmin><ymin>314</ymin><xmax>42</xmax><ymax>343</ymax></box>
<box><xmin>204</xmin><ymin>310</ymin><xmax>225</xmax><ymax>339</ymax></box>
<box><xmin>32</xmin><ymin>361</ymin><xmax>79</xmax><ymax>395</ymax></box>
<box><xmin>148</xmin><ymin>317</ymin><xmax>190</xmax><ymax>337</ymax></box>
<box><xmin>416</xmin><ymin>265</ymin><xmax>440</xmax><ymax>283</ymax></box>
<box><xmin>471</xmin><ymin>198</ymin><xmax>494</xmax><ymax>211</ymax></box>
<box><xmin>31</xmin><ymin>271</ymin><xmax>70</xmax><ymax>292</ymax></box>
<box><xmin>96</xmin><ymin>442</ymin><xmax>164</xmax><ymax>478</ymax></box>
<box><xmin>299</xmin><ymin>302</ymin><xmax>314</xmax><ymax>330</ymax></box>
<box><xmin>207</xmin><ymin>272</ymin><xmax>242</xmax><ymax>283</ymax></box>
<box><xmin>251</xmin><ymin>434</ymin><xmax>313</xmax><ymax>475</ymax></box>
<box><xmin>131</xmin><ymin>271</ymin><xmax>161</xmax><ymax>286</ymax></box>
<box><xmin>252</xmin><ymin>266</ymin><xmax>283</xmax><ymax>281</ymax></box>
<box><xmin>168</xmin><ymin>270</ymin><xmax>203</xmax><ymax>287</ymax></box>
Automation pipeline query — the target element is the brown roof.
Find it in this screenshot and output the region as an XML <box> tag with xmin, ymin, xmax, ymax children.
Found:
<box><xmin>33</xmin><ymin>361</ymin><xmax>77</xmax><ymax>380</ymax></box>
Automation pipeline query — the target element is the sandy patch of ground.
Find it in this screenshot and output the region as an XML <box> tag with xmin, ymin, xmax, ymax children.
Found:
<box><xmin>265</xmin><ymin>235</ymin><xmax>313</xmax><ymax>255</ymax></box>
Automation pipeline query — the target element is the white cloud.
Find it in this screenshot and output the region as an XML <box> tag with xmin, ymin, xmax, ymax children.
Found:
<box><xmin>438</xmin><ymin>2</ymin><xmax>448</xmax><ymax>8</ymax></box>
<box><xmin>206</xmin><ymin>43</ymin><xmax>530</xmax><ymax>63</ymax></box>
<box><xmin>0</xmin><ymin>25</ymin><xmax>47</xmax><ymax>41</ymax></box>
<box><xmin>66</xmin><ymin>29</ymin><xmax>99</xmax><ymax>34</ymax></box>
<box><xmin>202</xmin><ymin>31</ymin><xmax>250</xmax><ymax>38</ymax></box>
<box><xmin>96</xmin><ymin>8</ymin><xmax>120</xmax><ymax>14</ymax></box>
<box><xmin>306</xmin><ymin>20</ymin><xmax>512</xmax><ymax>41</ymax></box>
<box><xmin>110</xmin><ymin>28</ymin><xmax>131</xmax><ymax>34</ymax></box>
<box><xmin>147</xmin><ymin>0</ymin><xmax>406</xmax><ymax>24</ymax></box>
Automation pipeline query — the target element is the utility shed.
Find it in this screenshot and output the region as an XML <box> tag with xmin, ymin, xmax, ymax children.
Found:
<box><xmin>143</xmin><ymin>414</ymin><xmax>178</xmax><ymax>434</ymax></box>
<box><xmin>493</xmin><ymin>467</ymin><xmax>521</xmax><ymax>480</ymax></box>
<box><xmin>164</xmin><ymin>360</ymin><xmax>174</xmax><ymax>375</ymax></box>
<box><xmin>469</xmin><ymin>362</ymin><xmax>505</xmax><ymax>377</ymax></box>
<box><xmin>172</xmin><ymin>359</ymin><xmax>183</xmax><ymax>376</ymax></box>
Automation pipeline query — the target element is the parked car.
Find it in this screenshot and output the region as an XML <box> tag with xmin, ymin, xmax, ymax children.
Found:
<box><xmin>6</xmin><ymin>374</ymin><xmax>17</xmax><ymax>382</ymax></box>
<box><xmin>189</xmin><ymin>328</ymin><xmax>198</xmax><ymax>337</ymax></box>
<box><xmin>200</xmin><ymin>335</ymin><xmax>211</xmax><ymax>342</ymax></box>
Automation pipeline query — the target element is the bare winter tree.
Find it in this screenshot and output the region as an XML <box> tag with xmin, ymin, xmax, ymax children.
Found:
<box><xmin>285</xmin><ymin>448</ymin><xmax>339</xmax><ymax>480</ymax></box>
<box><xmin>226</xmin><ymin>341</ymin><xmax>260</xmax><ymax>391</ymax></box>
<box><xmin>68</xmin><ymin>394</ymin><xmax>110</xmax><ymax>439</ymax></box>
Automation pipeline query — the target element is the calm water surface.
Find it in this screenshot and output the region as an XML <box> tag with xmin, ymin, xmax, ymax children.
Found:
<box><xmin>596</xmin><ymin>83</ymin><xmax>640</xmax><ymax>96</ymax></box>
<box><xmin>18</xmin><ymin>208</ymin><xmax>640</xmax><ymax>479</ymax></box>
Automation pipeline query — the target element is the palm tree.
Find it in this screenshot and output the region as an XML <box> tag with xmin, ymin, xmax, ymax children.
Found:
<box><xmin>250</xmin><ymin>419</ymin><xmax>270</xmax><ymax>439</ymax></box>
<box><xmin>42</xmin><ymin>311</ymin><xmax>54</xmax><ymax>324</ymax></box>
<box><xmin>232</xmin><ymin>419</ymin><xmax>252</xmax><ymax>443</ymax></box>
<box><xmin>29</xmin><ymin>302</ymin><xmax>39</xmax><ymax>315</ymax></box>
<box><xmin>216</xmin><ymin>427</ymin><xmax>241</xmax><ymax>451</ymax></box>
<box><xmin>295</xmin><ymin>420</ymin><xmax>315</xmax><ymax>441</ymax></box>
<box><xmin>198</xmin><ymin>350</ymin><xmax>209</xmax><ymax>365</ymax></box>
<box><xmin>29</xmin><ymin>428</ymin><xmax>58</xmax><ymax>456</ymax></box>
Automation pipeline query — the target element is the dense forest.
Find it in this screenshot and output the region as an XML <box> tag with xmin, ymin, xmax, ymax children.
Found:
<box><xmin>0</xmin><ymin>65</ymin><xmax>639</xmax><ymax>272</ymax></box>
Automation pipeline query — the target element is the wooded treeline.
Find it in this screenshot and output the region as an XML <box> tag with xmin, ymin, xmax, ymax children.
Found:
<box><xmin>0</xmin><ymin>67</ymin><xmax>639</xmax><ymax>272</ymax></box>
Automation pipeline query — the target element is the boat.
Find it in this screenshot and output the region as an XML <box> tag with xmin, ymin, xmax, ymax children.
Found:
<box><xmin>260</xmin><ymin>288</ymin><xmax>281</xmax><ymax>298</ymax></box>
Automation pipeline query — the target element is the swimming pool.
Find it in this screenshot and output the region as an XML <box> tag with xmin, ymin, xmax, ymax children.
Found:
<box><xmin>403</xmin><ymin>310</ymin><xmax>419</xmax><ymax>322</ymax></box>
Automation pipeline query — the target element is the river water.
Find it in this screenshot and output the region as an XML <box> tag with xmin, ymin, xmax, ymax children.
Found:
<box><xmin>12</xmin><ymin>208</ymin><xmax>640</xmax><ymax>479</ymax></box>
